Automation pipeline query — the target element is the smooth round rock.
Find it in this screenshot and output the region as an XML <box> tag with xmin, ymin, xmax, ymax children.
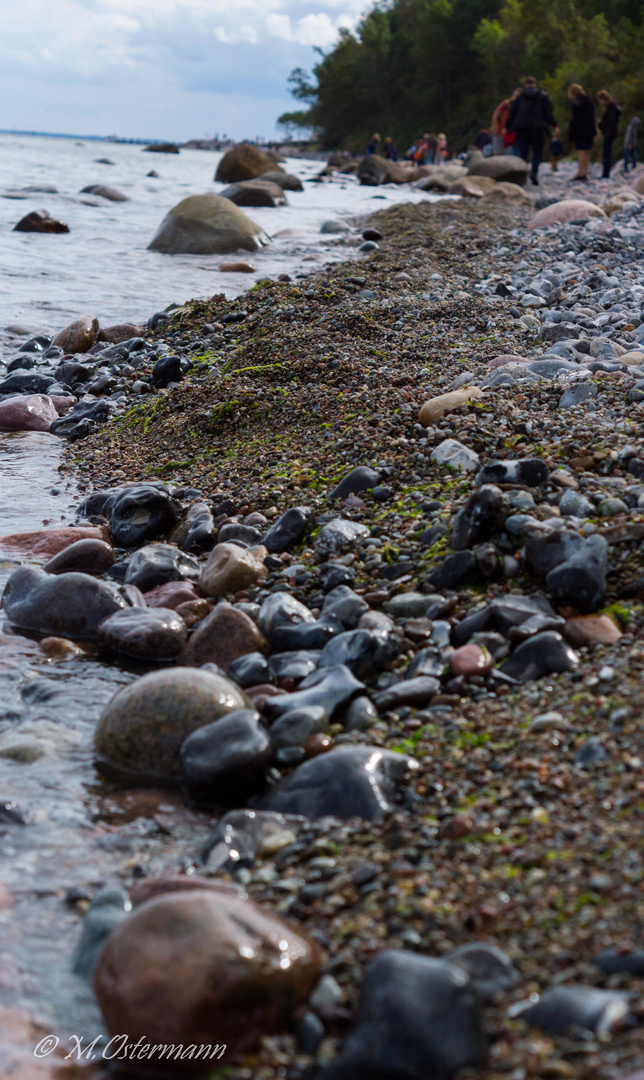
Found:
<box><xmin>52</xmin><ymin>315</ymin><xmax>99</xmax><ymax>353</ymax></box>
<box><xmin>94</xmin><ymin>667</ymin><xmax>249</xmax><ymax>783</ymax></box>
<box><xmin>199</xmin><ymin>543</ymin><xmax>268</xmax><ymax>597</ymax></box>
<box><xmin>98</xmin><ymin>607</ymin><xmax>187</xmax><ymax>661</ymax></box>
<box><xmin>44</xmin><ymin>538</ymin><xmax>115</xmax><ymax>575</ymax></box>
<box><xmin>1</xmin><ymin>566</ymin><xmax>140</xmax><ymax>639</ymax></box>
<box><xmin>0</xmin><ymin>394</ymin><xmax>58</xmax><ymax>432</ymax></box>
<box><xmin>183</xmin><ymin>601</ymin><xmax>268</xmax><ymax>671</ymax></box>
<box><xmin>93</xmin><ymin>888</ymin><xmax>321</xmax><ymax>1073</ymax></box>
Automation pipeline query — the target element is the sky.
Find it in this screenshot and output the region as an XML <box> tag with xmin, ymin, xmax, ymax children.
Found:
<box><xmin>0</xmin><ymin>0</ymin><xmax>372</xmax><ymax>141</ymax></box>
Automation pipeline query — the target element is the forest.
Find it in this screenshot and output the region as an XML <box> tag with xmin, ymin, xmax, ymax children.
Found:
<box><xmin>278</xmin><ymin>0</ymin><xmax>644</xmax><ymax>154</ymax></box>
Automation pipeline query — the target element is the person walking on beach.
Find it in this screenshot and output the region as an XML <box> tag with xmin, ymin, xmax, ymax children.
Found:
<box><xmin>435</xmin><ymin>133</ymin><xmax>447</xmax><ymax>162</ymax></box>
<box><xmin>365</xmin><ymin>133</ymin><xmax>381</xmax><ymax>155</ymax></box>
<box><xmin>507</xmin><ymin>76</ymin><xmax>559</xmax><ymax>185</ymax></box>
<box><xmin>567</xmin><ymin>84</ymin><xmax>596</xmax><ymax>181</ymax></box>
<box><xmin>383</xmin><ymin>137</ymin><xmax>398</xmax><ymax>161</ymax></box>
<box><xmin>491</xmin><ymin>89</ymin><xmax>520</xmax><ymax>155</ymax></box>
<box><xmin>596</xmin><ymin>90</ymin><xmax>621</xmax><ymax>178</ymax></box>
<box><xmin>624</xmin><ymin>116</ymin><xmax>640</xmax><ymax>172</ymax></box>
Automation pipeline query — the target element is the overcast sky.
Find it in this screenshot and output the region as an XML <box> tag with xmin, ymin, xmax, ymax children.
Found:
<box><xmin>0</xmin><ymin>0</ymin><xmax>371</xmax><ymax>140</ymax></box>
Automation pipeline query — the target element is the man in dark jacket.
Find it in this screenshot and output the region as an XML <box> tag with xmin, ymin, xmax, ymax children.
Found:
<box><xmin>507</xmin><ymin>76</ymin><xmax>559</xmax><ymax>185</ymax></box>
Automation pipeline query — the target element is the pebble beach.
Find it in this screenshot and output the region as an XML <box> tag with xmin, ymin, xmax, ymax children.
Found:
<box><xmin>3</xmin><ymin>148</ymin><xmax>644</xmax><ymax>1079</ymax></box>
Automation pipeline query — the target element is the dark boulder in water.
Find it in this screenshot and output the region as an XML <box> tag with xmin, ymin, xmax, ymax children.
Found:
<box><xmin>80</xmin><ymin>184</ymin><xmax>128</xmax><ymax>202</ymax></box>
<box><xmin>13</xmin><ymin>210</ymin><xmax>69</xmax><ymax>233</ymax></box>
<box><xmin>1</xmin><ymin>566</ymin><xmax>142</xmax><ymax>639</ymax></box>
<box><xmin>79</xmin><ymin>484</ymin><xmax>182</xmax><ymax>547</ymax></box>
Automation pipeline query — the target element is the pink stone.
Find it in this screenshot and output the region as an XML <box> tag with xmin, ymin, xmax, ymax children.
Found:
<box><xmin>0</xmin><ymin>526</ymin><xmax>109</xmax><ymax>556</ymax></box>
<box><xmin>144</xmin><ymin>581</ymin><xmax>202</xmax><ymax>609</ymax></box>
<box><xmin>0</xmin><ymin>394</ymin><xmax>58</xmax><ymax>432</ymax></box>
<box><xmin>49</xmin><ymin>395</ymin><xmax>77</xmax><ymax>414</ymax></box>
<box><xmin>449</xmin><ymin>643</ymin><xmax>494</xmax><ymax>678</ymax></box>
<box><xmin>529</xmin><ymin>199</ymin><xmax>606</xmax><ymax>229</ymax></box>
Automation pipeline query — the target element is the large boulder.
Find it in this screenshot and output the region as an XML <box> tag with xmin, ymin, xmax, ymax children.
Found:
<box><xmin>412</xmin><ymin>164</ymin><xmax>468</xmax><ymax>191</ymax></box>
<box><xmin>481</xmin><ymin>182</ymin><xmax>532</xmax><ymax>204</ymax></box>
<box><xmin>260</xmin><ymin>170</ymin><xmax>303</xmax><ymax>192</ymax></box>
<box><xmin>148</xmin><ymin>195</ymin><xmax>269</xmax><ymax>255</ymax></box>
<box><xmin>447</xmin><ymin>176</ymin><xmax>496</xmax><ymax>197</ymax></box>
<box><xmin>94</xmin><ymin>667</ymin><xmax>249</xmax><ymax>782</ymax></box>
<box><xmin>215</xmin><ymin>143</ymin><xmax>283</xmax><ymax>183</ymax></box>
<box><xmin>1</xmin><ymin>566</ymin><xmax>140</xmax><ymax>639</ymax></box>
<box><xmin>529</xmin><ymin>200</ymin><xmax>607</xmax><ymax>228</ymax></box>
<box><xmin>93</xmin><ymin>887</ymin><xmax>321</xmax><ymax>1074</ymax></box>
<box><xmin>219</xmin><ymin>180</ymin><xmax>287</xmax><ymax>208</ymax></box>
<box><xmin>357</xmin><ymin>155</ymin><xmax>389</xmax><ymax>186</ymax></box>
<box><xmin>80</xmin><ymin>185</ymin><xmax>128</xmax><ymax>202</ymax></box>
<box><xmin>468</xmin><ymin>155</ymin><xmax>529</xmax><ymax>185</ymax></box>
<box><xmin>0</xmin><ymin>394</ymin><xmax>58</xmax><ymax>432</ymax></box>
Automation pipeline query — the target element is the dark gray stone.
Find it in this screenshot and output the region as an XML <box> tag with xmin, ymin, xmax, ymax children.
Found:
<box><xmin>261</xmin><ymin>506</ymin><xmax>315</xmax><ymax>553</ymax></box>
<box><xmin>546</xmin><ymin>534</ymin><xmax>608</xmax><ymax>613</ymax></box>
<box><xmin>318</xmin><ymin>627</ymin><xmax>399</xmax><ymax>680</ymax></box>
<box><xmin>452</xmin><ymin>485</ymin><xmax>508</xmax><ymax>551</ymax></box>
<box><xmin>319</xmin><ymin>950</ymin><xmax>488</xmax><ymax>1080</ymax></box>
<box><xmin>501</xmin><ymin>631</ymin><xmax>578</xmax><ymax>681</ymax></box>
<box><xmin>264</xmin><ymin>664</ymin><xmax>365</xmax><ymax>721</ymax></box>
<box><xmin>229</xmin><ymin>651</ymin><xmax>272</xmax><ymax>688</ymax></box>
<box><xmin>511</xmin><ymin>985</ymin><xmax>630</xmax><ymax>1036</ymax></box>
<box><xmin>1</xmin><ymin>566</ymin><xmax>142</xmax><ymax>640</ymax></box>
<box><xmin>124</xmin><ymin>542</ymin><xmax>200</xmax><ymax>591</ymax></box>
<box><xmin>330</xmin><ymin>466</ymin><xmax>381</xmax><ymax>501</ymax></box>
<box><xmin>447</xmin><ymin>943</ymin><xmax>520</xmax><ymax>1003</ymax></box>
<box><xmin>263</xmin><ymin>746</ymin><xmax>418</xmax><ymax>821</ymax></box>
<box><xmin>180</xmin><ymin>708</ymin><xmax>271</xmax><ymax>804</ymax></box>
<box><xmin>97</xmin><ymin>607</ymin><xmax>187</xmax><ymax>660</ymax></box>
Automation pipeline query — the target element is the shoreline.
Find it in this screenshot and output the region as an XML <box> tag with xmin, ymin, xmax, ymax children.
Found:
<box><xmin>4</xmin><ymin>159</ymin><xmax>644</xmax><ymax>1076</ymax></box>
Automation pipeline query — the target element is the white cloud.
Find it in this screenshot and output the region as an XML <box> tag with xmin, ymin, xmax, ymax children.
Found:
<box><xmin>264</xmin><ymin>13</ymin><xmax>294</xmax><ymax>40</ymax></box>
<box><xmin>0</xmin><ymin>0</ymin><xmax>373</xmax><ymax>137</ymax></box>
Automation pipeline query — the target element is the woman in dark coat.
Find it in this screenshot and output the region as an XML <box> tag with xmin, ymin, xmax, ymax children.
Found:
<box><xmin>567</xmin><ymin>83</ymin><xmax>596</xmax><ymax>181</ymax></box>
<box><xmin>597</xmin><ymin>90</ymin><xmax>621</xmax><ymax>178</ymax></box>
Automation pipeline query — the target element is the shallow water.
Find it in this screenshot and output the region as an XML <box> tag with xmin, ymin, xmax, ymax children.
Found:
<box><xmin>0</xmin><ymin>437</ymin><xmax>212</xmax><ymax>1050</ymax></box>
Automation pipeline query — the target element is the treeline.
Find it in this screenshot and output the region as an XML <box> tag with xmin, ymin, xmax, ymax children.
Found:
<box><xmin>278</xmin><ymin>0</ymin><xmax>644</xmax><ymax>155</ymax></box>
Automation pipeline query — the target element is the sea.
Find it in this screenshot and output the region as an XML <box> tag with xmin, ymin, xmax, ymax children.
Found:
<box><xmin>0</xmin><ymin>133</ymin><xmax>445</xmax><ymax>336</ymax></box>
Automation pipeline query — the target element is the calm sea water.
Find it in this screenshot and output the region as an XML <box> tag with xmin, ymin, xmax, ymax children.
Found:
<box><xmin>0</xmin><ymin>134</ymin><xmax>443</xmax><ymax>337</ymax></box>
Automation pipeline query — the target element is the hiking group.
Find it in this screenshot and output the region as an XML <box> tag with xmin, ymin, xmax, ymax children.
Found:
<box><xmin>491</xmin><ymin>77</ymin><xmax>640</xmax><ymax>185</ymax></box>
